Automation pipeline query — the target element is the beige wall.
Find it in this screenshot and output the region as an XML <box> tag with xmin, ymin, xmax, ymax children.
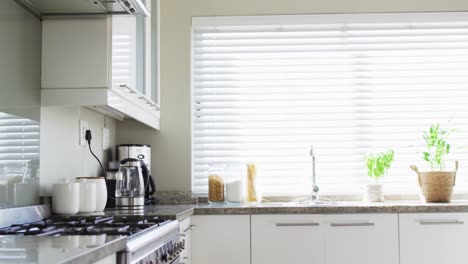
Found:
<box><xmin>117</xmin><ymin>0</ymin><xmax>468</xmax><ymax>192</ymax></box>
<box><xmin>40</xmin><ymin>107</ymin><xmax>116</xmax><ymax>195</ymax></box>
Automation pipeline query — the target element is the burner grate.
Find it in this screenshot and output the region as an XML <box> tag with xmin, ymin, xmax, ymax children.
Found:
<box><xmin>0</xmin><ymin>215</ymin><xmax>171</xmax><ymax>236</ymax></box>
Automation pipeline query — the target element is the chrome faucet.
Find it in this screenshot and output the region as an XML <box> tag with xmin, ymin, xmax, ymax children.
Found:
<box><xmin>310</xmin><ymin>145</ymin><xmax>319</xmax><ymax>202</ymax></box>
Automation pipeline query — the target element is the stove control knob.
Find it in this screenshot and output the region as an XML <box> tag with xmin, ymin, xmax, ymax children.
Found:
<box><xmin>179</xmin><ymin>241</ymin><xmax>184</xmax><ymax>251</ymax></box>
<box><xmin>160</xmin><ymin>253</ymin><xmax>167</xmax><ymax>262</ymax></box>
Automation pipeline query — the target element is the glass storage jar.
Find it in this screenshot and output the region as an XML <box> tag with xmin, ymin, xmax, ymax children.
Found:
<box><xmin>246</xmin><ymin>163</ymin><xmax>261</xmax><ymax>203</ymax></box>
<box><xmin>225</xmin><ymin>164</ymin><xmax>244</xmax><ymax>203</ymax></box>
<box><xmin>208</xmin><ymin>164</ymin><xmax>225</xmax><ymax>204</ymax></box>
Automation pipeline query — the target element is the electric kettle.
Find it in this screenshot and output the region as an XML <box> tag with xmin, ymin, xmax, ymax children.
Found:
<box><xmin>115</xmin><ymin>158</ymin><xmax>149</xmax><ymax>210</ymax></box>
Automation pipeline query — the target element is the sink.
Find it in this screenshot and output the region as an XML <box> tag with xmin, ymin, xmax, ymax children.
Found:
<box><xmin>264</xmin><ymin>200</ymin><xmax>349</xmax><ymax>206</ymax></box>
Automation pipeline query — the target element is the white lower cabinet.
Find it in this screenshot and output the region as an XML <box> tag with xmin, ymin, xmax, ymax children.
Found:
<box><xmin>251</xmin><ymin>214</ymin><xmax>398</xmax><ymax>264</ymax></box>
<box><xmin>191</xmin><ymin>212</ymin><xmax>468</xmax><ymax>264</ymax></box>
<box><xmin>191</xmin><ymin>215</ymin><xmax>250</xmax><ymax>264</ymax></box>
<box><xmin>400</xmin><ymin>213</ymin><xmax>468</xmax><ymax>264</ymax></box>
<box><xmin>324</xmin><ymin>214</ymin><xmax>399</xmax><ymax>264</ymax></box>
<box><xmin>252</xmin><ymin>214</ymin><xmax>325</xmax><ymax>264</ymax></box>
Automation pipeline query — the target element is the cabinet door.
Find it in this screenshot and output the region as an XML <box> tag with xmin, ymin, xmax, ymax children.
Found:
<box><xmin>149</xmin><ymin>0</ymin><xmax>160</xmax><ymax>105</ymax></box>
<box><xmin>42</xmin><ymin>17</ymin><xmax>110</xmax><ymax>89</ymax></box>
<box><xmin>251</xmin><ymin>215</ymin><xmax>325</xmax><ymax>264</ymax></box>
<box><xmin>400</xmin><ymin>213</ymin><xmax>468</xmax><ymax>264</ymax></box>
<box><xmin>191</xmin><ymin>215</ymin><xmax>250</xmax><ymax>264</ymax></box>
<box><xmin>324</xmin><ymin>214</ymin><xmax>399</xmax><ymax>264</ymax></box>
<box><xmin>179</xmin><ymin>217</ymin><xmax>192</xmax><ymax>264</ymax></box>
<box><xmin>111</xmin><ymin>15</ymin><xmax>137</xmax><ymax>91</ymax></box>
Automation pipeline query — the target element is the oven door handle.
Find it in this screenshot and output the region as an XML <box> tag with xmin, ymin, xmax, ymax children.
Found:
<box><xmin>170</xmin><ymin>255</ymin><xmax>180</xmax><ymax>264</ymax></box>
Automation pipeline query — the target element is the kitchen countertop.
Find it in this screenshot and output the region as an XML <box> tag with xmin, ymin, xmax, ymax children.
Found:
<box><xmin>103</xmin><ymin>200</ymin><xmax>468</xmax><ymax>221</ymax></box>
<box><xmin>0</xmin><ymin>235</ymin><xmax>126</xmax><ymax>264</ymax></box>
<box><xmin>3</xmin><ymin>200</ymin><xmax>468</xmax><ymax>263</ymax></box>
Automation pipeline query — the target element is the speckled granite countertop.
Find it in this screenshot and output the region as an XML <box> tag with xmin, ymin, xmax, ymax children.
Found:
<box><xmin>103</xmin><ymin>200</ymin><xmax>468</xmax><ymax>221</ymax></box>
<box><xmin>0</xmin><ymin>235</ymin><xmax>126</xmax><ymax>264</ymax></box>
<box><xmin>4</xmin><ymin>201</ymin><xmax>468</xmax><ymax>263</ymax></box>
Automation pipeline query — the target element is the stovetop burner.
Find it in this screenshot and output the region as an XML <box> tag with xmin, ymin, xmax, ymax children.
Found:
<box><xmin>0</xmin><ymin>215</ymin><xmax>170</xmax><ymax>236</ymax></box>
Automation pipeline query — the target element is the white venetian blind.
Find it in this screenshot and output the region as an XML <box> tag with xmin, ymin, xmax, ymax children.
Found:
<box><xmin>0</xmin><ymin>112</ymin><xmax>40</xmax><ymax>169</ymax></box>
<box><xmin>192</xmin><ymin>13</ymin><xmax>468</xmax><ymax>196</ymax></box>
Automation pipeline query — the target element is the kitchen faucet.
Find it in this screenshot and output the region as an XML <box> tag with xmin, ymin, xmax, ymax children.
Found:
<box><xmin>310</xmin><ymin>145</ymin><xmax>319</xmax><ymax>202</ymax></box>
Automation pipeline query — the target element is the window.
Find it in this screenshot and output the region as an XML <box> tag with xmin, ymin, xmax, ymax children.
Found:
<box><xmin>192</xmin><ymin>13</ymin><xmax>468</xmax><ymax>197</ymax></box>
<box><xmin>0</xmin><ymin>111</ymin><xmax>40</xmax><ymax>175</ymax></box>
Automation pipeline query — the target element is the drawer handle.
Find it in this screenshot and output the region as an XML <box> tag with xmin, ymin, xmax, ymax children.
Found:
<box><xmin>419</xmin><ymin>220</ymin><xmax>464</xmax><ymax>225</ymax></box>
<box><xmin>275</xmin><ymin>223</ymin><xmax>319</xmax><ymax>227</ymax></box>
<box><xmin>331</xmin><ymin>222</ymin><xmax>375</xmax><ymax>227</ymax></box>
<box><xmin>180</xmin><ymin>233</ymin><xmax>186</xmax><ymax>237</ymax></box>
<box><xmin>189</xmin><ymin>225</ymin><xmax>197</xmax><ymax>230</ymax></box>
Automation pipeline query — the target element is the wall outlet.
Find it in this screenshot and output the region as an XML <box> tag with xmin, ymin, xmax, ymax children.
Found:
<box><xmin>79</xmin><ymin>120</ymin><xmax>89</xmax><ymax>146</ymax></box>
<box><xmin>102</xmin><ymin>127</ymin><xmax>110</xmax><ymax>150</ymax></box>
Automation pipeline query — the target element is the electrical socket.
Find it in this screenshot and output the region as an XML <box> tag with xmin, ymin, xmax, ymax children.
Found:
<box><xmin>79</xmin><ymin>120</ymin><xmax>89</xmax><ymax>146</ymax></box>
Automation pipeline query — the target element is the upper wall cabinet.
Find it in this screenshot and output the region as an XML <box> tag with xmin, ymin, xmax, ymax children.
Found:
<box><xmin>41</xmin><ymin>0</ymin><xmax>160</xmax><ymax>129</ymax></box>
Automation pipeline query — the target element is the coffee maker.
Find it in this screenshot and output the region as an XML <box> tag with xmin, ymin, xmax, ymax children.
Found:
<box><xmin>114</xmin><ymin>158</ymin><xmax>148</xmax><ymax>210</ymax></box>
<box><xmin>107</xmin><ymin>144</ymin><xmax>156</xmax><ymax>207</ymax></box>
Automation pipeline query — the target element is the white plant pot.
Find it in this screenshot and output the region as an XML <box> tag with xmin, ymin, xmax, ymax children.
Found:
<box><xmin>367</xmin><ymin>183</ymin><xmax>384</xmax><ymax>202</ymax></box>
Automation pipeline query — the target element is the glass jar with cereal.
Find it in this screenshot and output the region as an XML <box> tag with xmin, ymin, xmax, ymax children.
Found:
<box><xmin>208</xmin><ymin>164</ymin><xmax>225</xmax><ymax>204</ymax></box>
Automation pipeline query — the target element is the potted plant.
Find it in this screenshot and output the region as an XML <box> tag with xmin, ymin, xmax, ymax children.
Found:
<box><xmin>365</xmin><ymin>149</ymin><xmax>394</xmax><ymax>202</ymax></box>
<box><xmin>410</xmin><ymin>124</ymin><xmax>458</xmax><ymax>202</ymax></box>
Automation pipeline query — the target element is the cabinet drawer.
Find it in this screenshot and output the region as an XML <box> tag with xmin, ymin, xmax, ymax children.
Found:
<box><xmin>252</xmin><ymin>215</ymin><xmax>326</xmax><ymax>264</ymax></box>
<box><xmin>324</xmin><ymin>214</ymin><xmax>399</xmax><ymax>264</ymax></box>
<box><xmin>400</xmin><ymin>213</ymin><xmax>468</xmax><ymax>264</ymax></box>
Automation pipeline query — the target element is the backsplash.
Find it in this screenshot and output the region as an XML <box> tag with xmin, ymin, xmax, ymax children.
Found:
<box><xmin>39</xmin><ymin>106</ymin><xmax>116</xmax><ymax>195</ymax></box>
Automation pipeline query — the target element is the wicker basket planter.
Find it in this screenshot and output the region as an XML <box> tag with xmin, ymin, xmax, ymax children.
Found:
<box><xmin>410</xmin><ymin>161</ymin><xmax>458</xmax><ymax>202</ymax></box>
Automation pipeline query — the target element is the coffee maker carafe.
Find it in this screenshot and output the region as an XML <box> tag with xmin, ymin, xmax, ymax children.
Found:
<box><xmin>115</xmin><ymin>158</ymin><xmax>148</xmax><ymax>210</ymax></box>
<box><xmin>116</xmin><ymin>144</ymin><xmax>155</xmax><ymax>205</ymax></box>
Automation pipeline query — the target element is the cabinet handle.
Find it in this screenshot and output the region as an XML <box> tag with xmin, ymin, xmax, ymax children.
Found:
<box><xmin>330</xmin><ymin>222</ymin><xmax>375</xmax><ymax>227</ymax></box>
<box><xmin>140</xmin><ymin>96</ymin><xmax>160</xmax><ymax>110</ymax></box>
<box><xmin>189</xmin><ymin>225</ymin><xmax>197</xmax><ymax>230</ymax></box>
<box><xmin>419</xmin><ymin>220</ymin><xmax>464</xmax><ymax>225</ymax></box>
<box><xmin>183</xmin><ymin>227</ymin><xmax>192</xmax><ymax>233</ymax></box>
<box><xmin>275</xmin><ymin>223</ymin><xmax>319</xmax><ymax>227</ymax></box>
<box><xmin>119</xmin><ymin>84</ymin><xmax>137</xmax><ymax>94</ymax></box>
<box><xmin>180</xmin><ymin>233</ymin><xmax>186</xmax><ymax>237</ymax></box>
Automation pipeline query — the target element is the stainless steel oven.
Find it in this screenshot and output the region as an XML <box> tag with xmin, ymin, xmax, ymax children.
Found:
<box><xmin>118</xmin><ymin>220</ymin><xmax>181</xmax><ymax>264</ymax></box>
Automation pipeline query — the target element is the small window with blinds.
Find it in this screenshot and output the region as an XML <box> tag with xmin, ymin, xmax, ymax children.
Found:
<box><xmin>192</xmin><ymin>13</ymin><xmax>468</xmax><ymax>197</ymax></box>
<box><xmin>0</xmin><ymin>112</ymin><xmax>40</xmax><ymax>172</ymax></box>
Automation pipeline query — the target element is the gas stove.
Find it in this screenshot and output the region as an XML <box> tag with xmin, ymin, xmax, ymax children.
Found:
<box><xmin>0</xmin><ymin>206</ymin><xmax>181</xmax><ymax>264</ymax></box>
<box><xmin>0</xmin><ymin>215</ymin><xmax>169</xmax><ymax>236</ymax></box>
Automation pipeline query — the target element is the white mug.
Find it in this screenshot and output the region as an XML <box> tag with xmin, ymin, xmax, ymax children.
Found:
<box><xmin>76</xmin><ymin>177</ymin><xmax>107</xmax><ymax>212</ymax></box>
<box><xmin>52</xmin><ymin>180</ymin><xmax>79</xmax><ymax>215</ymax></box>
<box><xmin>76</xmin><ymin>179</ymin><xmax>96</xmax><ymax>213</ymax></box>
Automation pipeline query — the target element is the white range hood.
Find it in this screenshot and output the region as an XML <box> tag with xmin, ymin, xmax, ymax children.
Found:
<box><xmin>14</xmin><ymin>0</ymin><xmax>150</xmax><ymax>18</ymax></box>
